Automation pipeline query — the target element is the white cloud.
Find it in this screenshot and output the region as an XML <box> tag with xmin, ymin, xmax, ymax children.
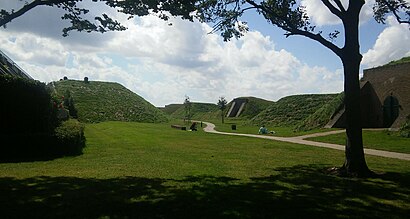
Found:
<box><xmin>301</xmin><ymin>0</ymin><xmax>375</xmax><ymax>26</ymax></box>
<box><xmin>362</xmin><ymin>16</ymin><xmax>410</xmax><ymax>68</ymax></box>
<box><xmin>0</xmin><ymin>12</ymin><xmax>344</xmax><ymax>106</ymax></box>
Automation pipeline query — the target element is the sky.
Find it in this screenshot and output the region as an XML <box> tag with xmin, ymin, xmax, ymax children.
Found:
<box><xmin>0</xmin><ymin>0</ymin><xmax>409</xmax><ymax>107</ymax></box>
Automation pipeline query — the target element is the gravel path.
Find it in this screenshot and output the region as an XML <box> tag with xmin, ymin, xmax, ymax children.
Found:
<box><xmin>201</xmin><ymin>122</ymin><xmax>410</xmax><ymax>161</ymax></box>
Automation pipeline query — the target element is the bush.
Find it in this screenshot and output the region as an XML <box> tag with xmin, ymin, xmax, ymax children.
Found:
<box><xmin>0</xmin><ymin>74</ymin><xmax>59</xmax><ymax>135</ymax></box>
<box><xmin>54</xmin><ymin>119</ymin><xmax>86</xmax><ymax>155</ymax></box>
<box><xmin>0</xmin><ymin>75</ymin><xmax>85</xmax><ymax>161</ymax></box>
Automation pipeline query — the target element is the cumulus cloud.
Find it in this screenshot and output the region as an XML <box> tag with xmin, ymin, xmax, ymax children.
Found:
<box><xmin>0</xmin><ymin>9</ymin><xmax>344</xmax><ymax>106</ymax></box>
<box><xmin>362</xmin><ymin>16</ymin><xmax>410</xmax><ymax>68</ymax></box>
<box><xmin>301</xmin><ymin>0</ymin><xmax>375</xmax><ymax>26</ymax></box>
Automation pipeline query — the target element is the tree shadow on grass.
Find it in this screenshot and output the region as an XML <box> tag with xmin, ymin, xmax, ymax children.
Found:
<box><xmin>0</xmin><ymin>165</ymin><xmax>408</xmax><ymax>218</ymax></box>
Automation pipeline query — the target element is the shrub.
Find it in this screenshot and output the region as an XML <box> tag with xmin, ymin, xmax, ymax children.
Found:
<box><xmin>0</xmin><ymin>74</ymin><xmax>59</xmax><ymax>135</ymax></box>
<box><xmin>54</xmin><ymin>119</ymin><xmax>86</xmax><ymax>155</ymax></box>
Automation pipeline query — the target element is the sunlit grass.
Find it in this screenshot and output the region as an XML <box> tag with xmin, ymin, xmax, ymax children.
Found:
<box><xmin>306</xmin><ymin>130</ymin><xmax>410</xmax><ymax>154</ymax></box>
<box><xmin>0</xmin><ymin>122</ymin><xmax>408</xmax><ymax>218</ymax></box>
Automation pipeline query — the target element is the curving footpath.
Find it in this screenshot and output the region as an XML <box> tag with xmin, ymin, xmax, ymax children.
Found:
<box><xmin>201</xmin><ymin>122</ymin><xmax>410</xmax><ymax>161</ymax></box>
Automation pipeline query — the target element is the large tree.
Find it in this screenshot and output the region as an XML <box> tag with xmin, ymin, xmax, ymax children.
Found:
<box><xmin>1</xmin><ymin>0</ymin><xmax>409</xmax><ymax>176</ymax></box>
<box><xmin>194</xmin><ymin>0</ymin><xmax>409</xmax><ymax>176</ymax></box>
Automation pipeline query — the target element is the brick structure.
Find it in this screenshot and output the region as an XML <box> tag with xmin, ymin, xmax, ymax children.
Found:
<box><xmin>327</xmin><ymin>62</ymin><xmax>410</xmax><ymax>129</ymax></box>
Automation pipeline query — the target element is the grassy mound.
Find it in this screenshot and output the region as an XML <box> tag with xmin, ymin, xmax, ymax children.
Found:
<box><xmin>295</xmin><ymin>92</ymin><xmax>344</xmax><ymax>131</ymax></box>
<box><xmin>168</xmin><ymin>102</ymin><xmax>220</xmax><ymax>120</ymax></box>
<box><xmin>250</xmin><ymin>94</ymin><xmax>339</xmax><ymax>126</ymax></box>
<box><xmin>53</xmin><ymin>80</ymin><xmax>168</xmax><ymax>123</ymax></box>
<box><xmin>227</xmin><ymin>97</ymin><xmax>273</xmax><ymax>119</ymax></box>
<box><xmin>386</xmin><ymin>56</ymin><xmax>410</xmax><ymax>66</ymax></box>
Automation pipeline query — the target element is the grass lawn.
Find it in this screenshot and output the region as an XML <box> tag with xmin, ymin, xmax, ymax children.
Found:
<box><xmin>200</xmin><ymin>118</ymin><xmax>339</xmax><ymax>137</ymax></box>
<box><xmin>306</xmin><ymin>130</ymin><xmax>410</xmax><ymax>154</ymax></box>
<box><xmin>0</xmin><ymin>122</ymin><xmax>409</xmax><ymax>218</ymax></box>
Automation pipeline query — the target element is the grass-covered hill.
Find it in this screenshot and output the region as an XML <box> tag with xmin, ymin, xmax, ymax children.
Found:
<box><xmin>227</xmin><ymin>97</ymin><xmax>273</xmax><ymax>119</ymax></box>
<box><xmin>160</xmin><ymin>104</ymin><xmax>183</xmax><ymax>115</ymax></box>
<box><xmin>53</xmin><ymin>80</ymin><xmax>169</xmax><ymax>123</ymax></box>
<box><xmin>250</xmin><ymin>94</ymin><xmax>339</xmax><ymax>127</ymax></box>
<box><xmin>167</xmin><ymin>102</ymin><xmax>220</xmax><ymax>120</ymax></box>
<box><xmin>385</xmin><ymin>56</ymin><xmax>410</xmax><ymax>66</ymax></box>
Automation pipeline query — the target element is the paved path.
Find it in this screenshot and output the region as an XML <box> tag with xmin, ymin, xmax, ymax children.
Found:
<box><xmin>201</xmin><ymin>122</ymin><xmax>410</xmax><ymax>161</ymax></box>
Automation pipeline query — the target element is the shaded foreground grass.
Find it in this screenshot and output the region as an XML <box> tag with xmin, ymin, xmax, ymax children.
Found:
<box><xmin>306</xmin><ymin>130</ymin><xmax>410</xmax><ymax>154</ymax></box>
<box><xmin>1</xmin><ymin>165</ymin><xmax>409</xmax><ymax>218</ymax></box>
<box><xmin>0</xmin><ymin>122</ymin><xmax>409</xmax><ymax>218</ymax></box>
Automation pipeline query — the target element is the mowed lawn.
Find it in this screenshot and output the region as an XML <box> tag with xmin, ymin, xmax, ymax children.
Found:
<box><xmin>0</xmin><ymin>121</ymin><xmax>409</xmax><ymax>218</ymax></box>
<box><xmin>306</xmin><ymin>130</ymin><xmax>410</xmax><ymax>154</ymax></box>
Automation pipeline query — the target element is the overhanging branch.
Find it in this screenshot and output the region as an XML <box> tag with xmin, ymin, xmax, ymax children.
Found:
<box><xmin>284</xmin><ymin>28</ymin><xmax>342</xmax><ymax>57</ymax></box>
<box><xmin>0</xmin><ymin>0</ymin><xmax>68</xmax><ymax>27</ymax></box>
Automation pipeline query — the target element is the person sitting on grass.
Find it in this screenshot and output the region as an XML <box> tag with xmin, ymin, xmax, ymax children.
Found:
<box><xmin>258</xmin><ymin>125</ymin><xmax>275</xmax><ymax>134</ymax></box>
<box><xmin>190</xmin><ymin>122</ymin><xmax>198</xmax><ymax>131</ymax></box>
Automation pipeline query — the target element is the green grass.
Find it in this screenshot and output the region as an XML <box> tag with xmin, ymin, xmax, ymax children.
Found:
<box><xmin>53</xmin><ymin>80</ymin><xmax>169</xmax><ymax>123</ymax></box>
<box><xmin>250</xmin><ymin>94</ymin><xmax>339</xmax><ymax>127</ymax></box>
<box><xmin>386</xmin><ymin>56</ymin><xmax>410</xmax><ymax>66</ymax></box>
<box><xmin>0</xmin><ymin>122</ymin><xmax>409</xmax><ymax>218</ymax></box>
<box><xmin>306</xmin><ymin>130</ymin><xmax>410</xmax><ymax>154</ymax></box>
<box><xmin>204</xmin><ymin>118</ymin><xmax>339</xmax><ymax>137</ymax></box>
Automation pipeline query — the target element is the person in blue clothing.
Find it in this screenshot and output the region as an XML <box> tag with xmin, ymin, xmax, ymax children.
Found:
<box><xmin>258</xmin><ymin>125</ymin><xmax>268</xmax><ymax>134</ymax></box>
<box><xmin>258</xmin><ymin>125</ymin><xmax>275</xmax><ymax>134</ymax></box>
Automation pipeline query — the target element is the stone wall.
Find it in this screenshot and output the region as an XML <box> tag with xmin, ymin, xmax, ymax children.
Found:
<box><xmin>362</xmin><ymin>62</ymin><xmax>410</xmax><ymax>128</ymax></box>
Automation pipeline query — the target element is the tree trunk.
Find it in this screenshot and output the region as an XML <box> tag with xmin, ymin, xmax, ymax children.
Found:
<box><xmin>221</xmin><ymin>110</ymin><xmax>225</xmax><ymax>124</ymax></box>
<box><xmin>339</xmin><ymin>0</ymin><xmax>372</xmax><ymax>176</ymax></box>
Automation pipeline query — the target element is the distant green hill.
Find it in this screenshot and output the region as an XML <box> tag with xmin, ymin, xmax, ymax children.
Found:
<box><xmin>53</xmin><ymin>80</ymin><xmax>169</xmax><ymax>123</ymax></box>
<box><xmin>161</xmin><ymin>104</ymin><xmax>183</xmax><ymax>115</ymax></box>
<box><xmin>250</xmin><ymin>94</ymin><xmax>339</xmax><ymax>126</ymax></box>
<box><xmin>168</xmin><ymin>102</ymin><xmax>220</xmax><ymax>120</ymax></box>
<box><xmin>226</xmin><ymin>97</ymin><xmax>273</xmax><ymax>119</ymax></box>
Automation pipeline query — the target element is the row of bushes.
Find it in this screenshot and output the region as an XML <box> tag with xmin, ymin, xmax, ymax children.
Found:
<box><xmin>0</xmin><ymin>75</ymin><xmax>85</xmax><ymax>162</ymax></box>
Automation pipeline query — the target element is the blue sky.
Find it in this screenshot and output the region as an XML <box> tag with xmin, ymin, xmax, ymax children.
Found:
<box><xmin>0</xmin><ymin>0</ymin><xmax>409</xmax><ymax>106</ymax></box>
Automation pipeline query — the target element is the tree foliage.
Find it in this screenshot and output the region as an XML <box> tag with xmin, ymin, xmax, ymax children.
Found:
<box><xmin>0</xmin><ymin>0</ymin><xmax>196</xmax><ymax>36</ymax></box>
<box><xmin>217</xmin><ymin>96</ymin><xmax>227</xmax><ymax>123</ymax></box>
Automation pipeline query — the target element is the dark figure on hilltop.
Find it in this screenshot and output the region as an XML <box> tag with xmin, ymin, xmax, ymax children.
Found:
<box><xmin>190</xmin><ymin>122</ymin><xmax>197</xmax><ymax>131</ymax></box>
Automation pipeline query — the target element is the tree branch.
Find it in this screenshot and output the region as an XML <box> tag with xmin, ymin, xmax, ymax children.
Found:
<box><xmin>333</xmin><ymin>0</ymin><xmax>346</xmax><ymax>12</ymax></box>
<box><xmin>385</xmin><ymin>0</ymin><xmax>410</xmax><ymax>24</ymax></box>
<box><xmin>0</xmin><ymin>0</ymin><xmax>68</xmax><ymax>27</ymax></box>
<box><xmin>322</xmin><ymin>0</ymin><xmax>344</xmax><ymax>19</ymax></box>
<box><xmin>284</xmin><ymin>28</ymin><xmax>342</xmax><ymax>57</ymax></box>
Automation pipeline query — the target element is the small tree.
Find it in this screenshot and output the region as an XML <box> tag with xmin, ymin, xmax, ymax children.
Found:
<box><xmin>184</xmin><ymin>95</ymin><xmax>192</xmax><ymax>122</ymax></box>
<box><xmin>217</xmin><ymin>96</ymin><xmax>228</xmax><ymax>124</ymax></box>
<box><xmin>84</xmin><ymin>77</ymin><xmax>89</xmax><ymax>83</ymax></box>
